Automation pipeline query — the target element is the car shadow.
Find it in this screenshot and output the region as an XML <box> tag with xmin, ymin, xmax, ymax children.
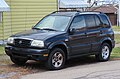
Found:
<box><xmin>10</xmin><ymin>56</ymin><xmax>98</xmax><ymax>71</ymax></box>
<box><xmin>10</xmin><ymin>61</ymin><xmax>47</xmax><ymax>72</ymax></box>
<box><xmin>65</xmin><ymin>56</ymin><xmax>98</xmax><ymax>68</ymax></box>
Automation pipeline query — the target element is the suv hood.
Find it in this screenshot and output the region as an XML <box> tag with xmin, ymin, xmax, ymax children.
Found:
<box><xmin>12</xmin><ymin>29</ymin><xmax>66</xmax><ymax>40</ymax></box>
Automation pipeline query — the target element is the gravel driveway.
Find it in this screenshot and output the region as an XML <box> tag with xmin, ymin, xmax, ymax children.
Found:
<box><xmin>0</xmin><ymin>55</ymin><xmax>120</xmax><ymax>79</ymax></box>
<box><xmin>21</xmin><ymin>57</ymin><xmax>120</xmax><ymax>79</ymax></box>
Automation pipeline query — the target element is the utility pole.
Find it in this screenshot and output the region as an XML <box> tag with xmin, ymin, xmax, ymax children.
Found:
<box><xmin>118</xmin><ymin>0</ymin><xmax>120</xmax><ymax>26</ymax></box>
<box><xmin>57</xmin><ymin>0</ymin><xmax>60</xmax><ymax>11</ymax></box>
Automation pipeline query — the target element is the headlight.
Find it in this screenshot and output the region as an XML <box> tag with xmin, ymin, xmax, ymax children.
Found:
<box><xmin>31</xmin><ymin>40</ymin><xmax>44</xmax><ymax>47</ymax></box>
<box><xmin>7</xmin><ymin>37</ymin><xmax>14</xmax><ymax>44</ymax></box>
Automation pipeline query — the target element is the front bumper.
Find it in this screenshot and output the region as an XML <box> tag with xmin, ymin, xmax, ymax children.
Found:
<box><xmin>5</xmin><ymin>45</ymin><xmax>49</xmax><ymax>61</ymax></box>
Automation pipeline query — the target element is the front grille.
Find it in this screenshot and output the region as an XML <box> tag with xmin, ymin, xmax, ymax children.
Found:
<box><xmin>14</xmin><ymin>39</ymin><xmax>31</xmax><ymax>47</ymax></box>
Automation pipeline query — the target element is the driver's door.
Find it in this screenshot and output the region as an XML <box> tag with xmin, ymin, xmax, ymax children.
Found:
<box><xmin>69</xmin><ymin>15</ymin><xmax>91</xmax><ymax>56</ymax></box>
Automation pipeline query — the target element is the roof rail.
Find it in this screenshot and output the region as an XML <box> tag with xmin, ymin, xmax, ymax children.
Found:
<box><xmin>83</xmin><ymin>11</ymin><xmax>104</xmax><ymax>14</ymax></box>
<box><xmin>51</xmin><ymin>10</ymin><xmax>81</xmax><ymax>14</ymax></box>
<box><xmin>51</xmin><ymin>11</ymin><xmax>103</xmax><ymax>14</ymax></box>
<box><xmin>50</xmin><ymin>11</ymin><xmax>104</xmax><ymax>15</ymax></box>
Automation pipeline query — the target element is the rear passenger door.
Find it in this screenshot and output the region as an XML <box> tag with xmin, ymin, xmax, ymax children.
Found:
<box><xmin>84</xmin><ymin>14</ymin><xmax>102</xmax><ymax>53</ymax></box>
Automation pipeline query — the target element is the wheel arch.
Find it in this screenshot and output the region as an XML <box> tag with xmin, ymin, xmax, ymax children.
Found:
<box><xmin>101</xmin><ymin>38</ymin><xmax>113</xmax><ymax>50</ymax></box>
<box><xmin>48</xmin><ymin>42</ymin><xmax>69</xmax><ymax>59</ymax></box>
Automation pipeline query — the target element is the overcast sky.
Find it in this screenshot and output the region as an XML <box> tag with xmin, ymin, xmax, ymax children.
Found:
<box><xmin>97</xmin><ymin>0</ymin><xmax>119</xmax><ymax>2</ymax></box>
<box><xmin>95</xmin><ymin>0</ymin><xmax>119</xmax><ymax>5</ymax></box>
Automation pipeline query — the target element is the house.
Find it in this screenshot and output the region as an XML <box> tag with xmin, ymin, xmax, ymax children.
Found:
<box><xmin>58</xmin><ymin>0</ymin><xmax>118</xmax><ymax>26</ymax></box>
<box><xmin>0</xmin><ymin>0</ymin><xmax>57</xmax><ymax>40</ymax></box>
<box><xmin>0</xmin><ymin>0</ymin><xmax>10</xmax><ymax>41</ymax></box>
<box><xmin>89</xmin><ymin>5</ymin><xmax>118</xmax><ymax>26</ymax></box>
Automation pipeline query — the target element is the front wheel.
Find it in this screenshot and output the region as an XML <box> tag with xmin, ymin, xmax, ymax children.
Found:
<box><xmin>46</xmin><ymin>48</ymin><xmax>66</xmax><ymax>70</ymax></box>
<box><xmin>95</xmin><ymin>43</ymin><xmax>111</xmax><ymax>61</ymax></box>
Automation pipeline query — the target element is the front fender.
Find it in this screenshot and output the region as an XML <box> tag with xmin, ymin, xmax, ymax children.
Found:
<box><xmin>48</xmin><ymin>41</ymin><xmax>67</xmax><ymax>48</ymax></box>
<box><xmin>48</xmin><ymin>41</ymin><xmax>70</xmax><ymax>57</ymax></box>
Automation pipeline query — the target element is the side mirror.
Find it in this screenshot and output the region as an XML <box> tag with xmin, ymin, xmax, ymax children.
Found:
<box><xmin>69</xmin><ymin>28</ymin><xmax>76</xmax><ymax>34</ymax></box>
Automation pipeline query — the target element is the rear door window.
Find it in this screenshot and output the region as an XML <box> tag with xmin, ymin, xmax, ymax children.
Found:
<box><xmin>94</xmin><ymin>15</ymin><xmax>101</xmax><ymax>26</ymax></box>
<box><xmin>84</xmin><ymin>15</ymin><xmax>96</xmax><ymax>28</ymax></box>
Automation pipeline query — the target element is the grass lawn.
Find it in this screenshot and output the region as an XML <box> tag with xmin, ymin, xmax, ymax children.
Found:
<box><xmin>112</xmin><ymin>26</ymin><xmax>120</xmax><ymax>44</ymax></box>
<box><xmin>115</xmin><ymin>34</ymin><xmax>120</xmax><ymax>44</ymax></box>
<box><xmin>111</xmin><ymin>47</ymin><xmax>120</xmax><ymax>58</ymax></box>
<box><xmin>0</xmin><ymin>46</ymin><xmax>5</xmax><ymax>55</ymax></box>
<box><xmin>112</xmin><ymin>26</ymin><xmax>120</xmax><ymax>31</ymax></box>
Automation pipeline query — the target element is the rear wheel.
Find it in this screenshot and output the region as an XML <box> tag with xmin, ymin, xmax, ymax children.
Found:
<box><xmin>10</xmin><ymin>56</ymin><xmax>27</xmax><ymax>66</ymax></box>
<box><xmin>95</xmin><ymin>43</ymin><xmax>111</xmax><ymax>61</ymax></box>
<box><xmin>46</xmin><ymin>48</ymin><xmax>66</xmax><ymax>70</ymax></box>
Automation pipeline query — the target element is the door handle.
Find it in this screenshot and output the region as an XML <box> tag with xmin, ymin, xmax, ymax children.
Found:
<box><xmin>85</xmin><ymin>32</ymin><xmax>87</xmax><ymax>35</ymax></box>
<box><xmin>85</xmin><ymin>32</ymin><xmax>88</xmax><ymax>37</ymax></box>
<box><xmin>100</xmin><ymin>30</ymin><xmax>103</xmax><ymax>34</ymax></box>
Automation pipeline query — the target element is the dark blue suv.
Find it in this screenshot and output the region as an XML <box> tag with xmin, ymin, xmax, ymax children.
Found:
<box><xmin>5</xmin><ymin>11</ymin><xmax>115</xmax><ymax>70</ymax></box>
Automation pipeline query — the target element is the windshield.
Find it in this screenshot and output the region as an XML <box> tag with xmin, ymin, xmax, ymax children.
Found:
<box><xmin>33</xmin><ymin>15</ymin><xmax>71</xmax><ymax>31</ymax></box>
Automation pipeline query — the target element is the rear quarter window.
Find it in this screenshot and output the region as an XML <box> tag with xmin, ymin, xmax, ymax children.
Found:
<box><xmin>100</xmin><ymin>15</ymin><xmax>110</xmax><ymax>25</ymax></box>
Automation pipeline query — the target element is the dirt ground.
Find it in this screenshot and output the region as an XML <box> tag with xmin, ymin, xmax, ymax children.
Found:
<box><xmin>0</xmin><ymin>55</ymin><xmax>120</xmax><ymax>79</ymax></box>
<box><xmin>0</xmin><ymin>55</ymin><xmax>47</xmax><ymax>79</ymax></box>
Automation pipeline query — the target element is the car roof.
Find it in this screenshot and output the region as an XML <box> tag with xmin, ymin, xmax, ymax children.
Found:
<box><xmin>50</xmin><ymin>11</ymin><xmax>104</xmax><ymax>17</ymax></box>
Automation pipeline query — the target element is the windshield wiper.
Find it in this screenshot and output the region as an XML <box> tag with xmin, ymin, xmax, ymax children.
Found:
<box><xmin>32</xmin><ymin>28</ymin><xmax>57</xmax><ymax>31</ymax></box>
<box><xmin>42</xmin><ymin>28</ymin><xmax>57</xmax><ymax>31</ymax></box>
<box><xmin>32</xmin><ymin>27</ymin><xmax>41</xmax><ymax>30</ymax></box>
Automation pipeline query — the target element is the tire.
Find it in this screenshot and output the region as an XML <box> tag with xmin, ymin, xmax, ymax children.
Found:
<box><xmin>45</xmin><ymin>48</ymin><xmax>66</xmax><ymax>70</ymax></box>
<box><xmin>95</xmin><ymin>43</ymin><xmax>111</xmax><ymax>62</ymax></box>
<box><xmin>10</xmin><ymin>56</ymin><xmax>27</xmax><ymax>66</ymax></box>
